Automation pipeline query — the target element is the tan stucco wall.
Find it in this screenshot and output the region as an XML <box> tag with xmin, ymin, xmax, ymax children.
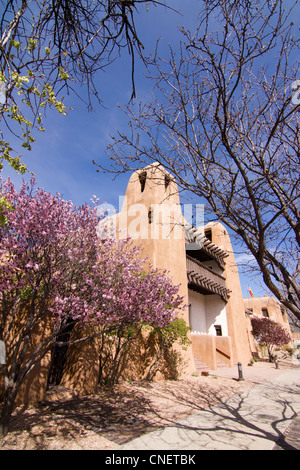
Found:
<box><xmin>60</xmin><ymin>325</ymin><xmax>100</xmax><ymax>396</ymax></box>
<box><xmin>191</xmin><ymin>334</ymin><xmax>217</xmax><ymax>370</ymax></box>
<box><xmin>113</xmin><ymin>163</ymin><xmax>196</xmax><ymax>376</ymax></box>
<box><xmin>205</xmin><ymin>222</ymin><xmax>252</xmax><ymax>365</ymax></box>
<box><xmin>111</xmin><ymin>167</ymin><xmax>253</xmax><ymax>371</ymax></box>
<box><xmin>191</xmin><ymin>334</ymin><xmax>233</xmax><ymax>370</ymax></box>
<box><xmin>244</xmin><ymin>296</ymin><xmax>292</xmax><ymax>355</ymax></box>
<box><xmin>215</xmin><ymin>336</ymin><xmax>234</xmax><ymax>367</ymax></box>
<box><xmin>0</xmin><ymin>308</ymin><xmax>53</xmax><ymax>405</ymax></box>
<box><xmin>245</xmin><ymin>313</ymin><xmax>259</xmax><ymax>354</ymax></box>
<box><xmin>244</xmin><ymin>297</ymin><xmax>291</xmax><ymax>330</ymax></box>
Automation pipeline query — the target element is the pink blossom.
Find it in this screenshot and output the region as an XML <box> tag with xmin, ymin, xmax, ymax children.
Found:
<box><xmin>0</xmin><ymin>176</ymin><xmax>184</xmax><ymax>334</ymax></box>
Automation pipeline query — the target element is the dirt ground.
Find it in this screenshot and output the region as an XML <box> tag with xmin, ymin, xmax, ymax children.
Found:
<box><xmin>0</xmin><ymin>362</ymin><xmax>292</xmax><ymax>450</ymax></box>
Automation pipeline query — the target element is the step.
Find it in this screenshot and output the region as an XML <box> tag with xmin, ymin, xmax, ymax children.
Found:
<box><xmin>217</xmin><ymin>359</ymin><xmax>229</xmax><ymax>368</ymax></box>
<box><xmin>193</xmin><ymin>357</ymin><xmax>210</xmax><ymax>371</ymax></box>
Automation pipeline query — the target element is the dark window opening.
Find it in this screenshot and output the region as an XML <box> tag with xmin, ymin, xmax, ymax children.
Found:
<box><xmin>205</xmin><ymin>229</ymin><xmax>212</xmax><ymax>241</ymax></box>
<box><xmin>165</xmin><ymin>173</ymin><xmax>172</xmax><ymax>189</ymax></box>
<box><xmin>245</xmin><ymin>308</ymin><xmax>253</xmax><ymax>315</ymax></box>
<box><xmin>262</xmin><ymin>308</ymin><xmax>269</xmax><ymax>318</ymax></box>
<box><xmin>47</xmin><ymin>318</ymin><xmax>75</xmax><ymax>388</ymax></box>
<box><xmin>280</xmin><ymin>306</ymin><xmax>286</xmax><ymax>317</ymax></box>
<box><xmin>139</xmin><ymin>171</ymin><xmax>147</xmax><ymax>192</ymax></box>
<box><xmin>148</xmin><ymin>208</ymin><xmax>153</xmax><ymax>224</ymax></box>
<box><xmin>188</xmin><ymin>304</ymin><xmax>192</xmax><ymax>329</ymax></box>
<box><xmin>214</xmin><ymin>325</ymin><xmax>222</xmax><ymax>336</ymax></box>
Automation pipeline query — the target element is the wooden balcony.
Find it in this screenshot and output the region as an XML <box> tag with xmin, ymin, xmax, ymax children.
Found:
<box><xmin>185</xmin><ymin>225</ymin><xmax>229</xmax><ymax>269</ymax></box>
<box><xmin>186</xmin><ymin>255</ymin><xmax>231</xmax><ymax>301</ymax></box>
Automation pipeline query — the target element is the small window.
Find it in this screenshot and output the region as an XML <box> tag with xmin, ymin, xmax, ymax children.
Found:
<box><xmin>214</xmin><ymin>325</ymin><xmax>222</xmax><ymax>336</ymax></box>
<box><xmin>280</xmin><ymin>306</ymin><xmax>286</xmax><ymax>317</ymax></box>
<box><xmin>245</xmin><ymin>308</ymin><xmax>253</xmax><ymax>315</ymax></box>
<box><xmin>165</xmin><ymin>173</ymin><xmax>172</xmax><ymax>189</ymax></box>
<box><xmin>188</xmin><ymin>304</ymin><xmax>192</xmax><ymax>327</ymax></box>
<box><xmin>139</xmin><ymin>171</ymin><xmax>147</xmax><ymax>192</ymax></box>
<box><xmin>148</xmin><ymin>208</ymin><xmax>153</xmax><ymax>224</ymax></box>
<box><xmin>262</xmin><ymin>308</ymin><xmax>269</xmax><ymax>318</ymax></box>
<box><xmin>205</xmin><ymin>229</ymin><xmax>212</xmax><ymax>241</ymax></box>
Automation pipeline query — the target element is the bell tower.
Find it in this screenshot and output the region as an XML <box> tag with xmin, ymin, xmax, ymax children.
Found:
<box><xmin>115</xmin><ymin>163</ymin><xmax>196</xmax><ymax>375</ymax></box>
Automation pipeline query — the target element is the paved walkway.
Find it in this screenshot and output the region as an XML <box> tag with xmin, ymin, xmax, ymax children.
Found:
<box><xmin>273</xmin><ymin>412</ymin><xmax>300</xmax><ymax>450</ymax></box>
<box><xmin>118</xmin><ymin>367</ymin><xmax>300</xmax><ymax>450</ymax></box>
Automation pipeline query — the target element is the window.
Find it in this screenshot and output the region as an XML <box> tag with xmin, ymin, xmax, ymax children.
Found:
<box><xmin>139</xmin><ymin>171</ymin><xmax>147</xmax><ymax>192</ymax></box>
<box><xmin>262</xmin><ymin>308</ymin><xmax>269</xmax><ymax>318</ymax></box>
<box><xmin>205</xmin><ymin>229</ymin><xmax>212</xmax><ymax>241</ymax></box>
<box><xmin>165</xmin><ymin>173</ymin><xmax>172</xmax><ymax>189</ymax></box>
<box><xmin>188</xmin><ymin>304</ymin><xmax>192</xmax><ymax>327</ymax></box>
<box><xmin>214</xmin><ymin>325</ymin><xmax>222</xmax><ymax>336</ymax></box>
<box><xmin>148</xmin><ymin>208</ymin><xmax>153</xmax><ymax>224</ymax></box>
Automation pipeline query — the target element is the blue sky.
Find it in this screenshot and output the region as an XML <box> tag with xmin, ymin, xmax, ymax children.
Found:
<box><xmin>1</xmin><ymin>0</ymin><xmax>276</xmax><ymax>298</ymax></box>
<box><xmin>2</xmin><ymin>1</ymin><xmax>199</xmax><ymax>203</ymax></box>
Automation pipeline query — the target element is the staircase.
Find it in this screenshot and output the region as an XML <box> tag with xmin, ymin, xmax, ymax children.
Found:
<box><xmin>193</xmin><ymin>357</ymin><xmax>210</xmax><ymax>373</ymax></box>
<box><xmin>193</xmin><ymin>356</ymin><xmax>230</xmax><ymax>373</ymax></box>
<box><xmin>217</xmin><ymin>359</ymin><xmax>230</xmax><ymax>368</ymax></box>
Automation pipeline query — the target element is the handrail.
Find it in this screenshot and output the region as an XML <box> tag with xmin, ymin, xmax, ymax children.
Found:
<box><xmin>216</xmin><ymin>347</ymin><xmax>231</xmax><ymax>360</ymax></box>
<box><xmin>186</xmin><ymin>255</ymin><xmax>226</xmax><ymax>283</ymax></box>
<box><xmin>186</xmin><ymin>255</ymin><xmax>231</xmax><ymax>301</ymax></box>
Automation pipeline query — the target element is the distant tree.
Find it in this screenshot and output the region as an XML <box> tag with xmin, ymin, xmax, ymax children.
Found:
<box><xmin>251</xmin><ymin>316</ymin><xmax>291</xmax><ymax>362</ymax></box>
<box><xmin>103</xmin><ymin>0</ymin><xmax>300</xmax><ymax>321</ymax></box>
<box><xmin>0</xmin><ymin>177</ymin><xmax>184</xmax><ymax>437</ymax></box>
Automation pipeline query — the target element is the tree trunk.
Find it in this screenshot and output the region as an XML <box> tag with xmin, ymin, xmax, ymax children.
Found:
<box><xmin>0</xmin><ymin>382</ymin><xmax>18</xmax><ymax>438</ymax></box>
<box><xmin>267</xmin><ymin>345</ymin><xmax>274</xmax><ymax>363</ymax></box>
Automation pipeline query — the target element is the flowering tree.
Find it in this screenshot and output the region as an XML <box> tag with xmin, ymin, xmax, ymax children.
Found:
<box><xmin>251</xmin><ymin>316</ymin><xmax>291</xmax><ymax>362</ymax></box>
<box><xmin>0</xmin><ymin>177</ymin><xmax>184</xmax><ymax>437</ymax></box>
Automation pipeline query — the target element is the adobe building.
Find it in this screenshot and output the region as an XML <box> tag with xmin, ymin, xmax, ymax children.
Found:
<box><xmin>111</xmin><ymin>163</ymin><xmax>253</xmax><ymax>374</ymax></box>
<box><xmin>4</xmin><ymin>163</ymin><xmax>286</xmax><ymax>406</ymax></box>
<box><xmin>244</xmin><ymin>296</ymin><xmax>292</xmax><ymax>356</ymax></box>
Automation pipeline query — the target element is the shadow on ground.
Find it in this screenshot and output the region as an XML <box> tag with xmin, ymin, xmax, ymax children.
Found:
<box><xmin>2</xmin><ymin>374</ymin><xmax>300</xmax><ymax>450</ymax></box>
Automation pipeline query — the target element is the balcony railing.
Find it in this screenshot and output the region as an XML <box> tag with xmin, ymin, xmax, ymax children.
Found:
<box><xmin>185</xmin><ymin>224</ymin><xmax>229</xmax><ymax>268</ymax></box>
<box><xmin>186</xmin><ymin>255</ymin><xmax>231</xmax><ymax>301</ymax></box>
